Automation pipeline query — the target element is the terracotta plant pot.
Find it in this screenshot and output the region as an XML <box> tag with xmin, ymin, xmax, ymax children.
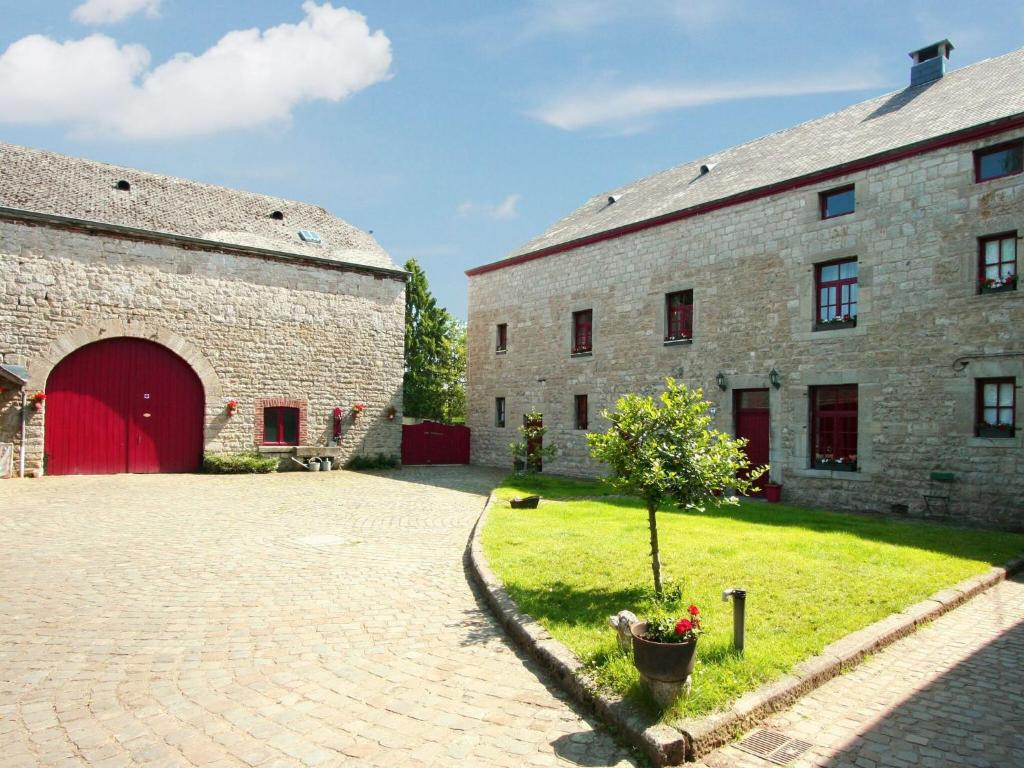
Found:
<box><xmin>630</xmin><ymin>622</ymin><xmax>698</xmax><ymax>682</ymax></box>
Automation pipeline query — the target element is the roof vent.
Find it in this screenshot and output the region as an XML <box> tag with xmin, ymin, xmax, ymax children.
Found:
<box><xmin>115</xmin><ymin>179</ymin><xmax>131</xmax><ymax>191</ymax></box>
<box><xmin>909</xmin><ymin>39</ymin><xmax>953</xmax><ymax>87</ymax></box>
<box><xmin>297</xmin><ymin>230</ymin><xmax>321</xmax><ymax>243</ymax></box>
<box><xmin>270</xmin><ymin>210</ymin><xmax>284</xmax><ymax>220</ymax></box>
<box><xmin>699</xmin><ymin>162</ymin><xmax>716</xmax><ymax>176</ymax></box>
<box><xmin>607</xmin><ymin>194</ymin><xmax>621</xmax><ymax>205</ymax></box>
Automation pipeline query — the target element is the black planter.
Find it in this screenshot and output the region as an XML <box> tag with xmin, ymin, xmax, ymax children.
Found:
<box><xmin>814</xmin><ymin>318</ymin><xmax>857</xmax><ymax>332</ymax></box>
<box><xmin>510</xmin><ymin>495</ymin><xmax>540</xmax><ymax>509</ymax></box>
<box><xmin>980</xmin><ymin>283</ymin><xmax>1016</xmax><ymax>295</ymax></box>
<box><xmin>976</xmin><ymin>425</ymin><xmax>1015</xmax><ymax>438</ymax></box>
<box><xmin>630</xmin><ymin>622</ymin><xmax>698</xmax><ymax>682</ymax></box>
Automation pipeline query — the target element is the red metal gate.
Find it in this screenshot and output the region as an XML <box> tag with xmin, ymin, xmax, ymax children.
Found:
<box><xmin>734</xmin><ymin>389</ymin><xmax>770</xmax><ymax>495</ymax></box>
<box><xmin>45</xmin><ymin>338</ymin><xmax>205</xmax><ymax>475</ymax></box>
<box><xmin>401</xmin><ymin>422</ymin><xmax>470</xmax><ymax>465</ymax></box>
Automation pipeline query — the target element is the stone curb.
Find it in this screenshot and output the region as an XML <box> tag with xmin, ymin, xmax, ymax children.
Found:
<box><xmin>466</xmin><ymin>493</ymin><xmax>1024</xmax><ymax>765</ymax></box>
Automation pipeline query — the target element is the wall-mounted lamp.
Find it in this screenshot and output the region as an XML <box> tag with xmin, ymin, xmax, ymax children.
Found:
<box><xmin>709</xmin><ymin>404</ymin><xmax>719</xmax><ymax>418</ymax></box>
<box><xmin>769</xmin><ymin>368</ymin><xmax>781</xmax><ymax>389</ymax></box>
<box><xmin>715</xmin><ymin>372</ymin><xmax>727</xmax><ymax>391</ymax></box>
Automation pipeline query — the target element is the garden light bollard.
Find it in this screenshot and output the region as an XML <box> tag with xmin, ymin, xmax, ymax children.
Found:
<box><xmin>722</xmin><ymin>588</ymin><xmax>746</xmax><ymax>654</ymax></box>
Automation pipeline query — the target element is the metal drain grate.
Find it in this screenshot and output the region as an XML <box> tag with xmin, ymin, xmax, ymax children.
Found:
<box><xmin>735</xmin><ymin>729</ymin><xmax>813</xmax><ymax>765</ymax></box>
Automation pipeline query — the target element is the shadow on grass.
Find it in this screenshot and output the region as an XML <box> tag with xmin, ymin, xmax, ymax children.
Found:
<box><xmin>501</xmin><ymin>580</ymin><xmax>652</xmax><ymax>630</ymax></box>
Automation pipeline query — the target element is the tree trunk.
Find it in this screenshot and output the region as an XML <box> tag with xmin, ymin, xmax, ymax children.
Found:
<box><xmin>647</xmin><ymin>500</ymin><xmax>663</xmax><ymax>597</ymax></box>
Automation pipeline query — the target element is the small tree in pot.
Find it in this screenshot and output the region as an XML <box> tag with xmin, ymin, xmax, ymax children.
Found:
<box><xmin>509</xmin><ymin>410</ymin><xmax>557</xmax><ymax>474</ymax></box>
<box><xmin>587</xmin><ymin>378</ymin><xmax>765</xmax><ymax>597</ymax></box>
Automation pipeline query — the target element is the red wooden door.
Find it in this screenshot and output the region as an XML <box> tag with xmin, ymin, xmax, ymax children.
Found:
<box><xmin>734</xmin><ymin>389</ymin><xmax>769</xmax><ymax>496</ymax></box>
<box><xmin>45</xmin><ymin>338</ymin><xmax>204</xmax><ymax>475</ymax></box>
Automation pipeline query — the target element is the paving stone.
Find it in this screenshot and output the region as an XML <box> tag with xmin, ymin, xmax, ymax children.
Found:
<box><xmin>0</xmin><ymin>468</ymin><xmax>636</xmax><ymax>767</ymax></box>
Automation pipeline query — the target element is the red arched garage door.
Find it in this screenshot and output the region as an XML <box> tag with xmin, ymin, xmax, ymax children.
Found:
<box><xmin>44</xmin><ymin>337</ymin><xmax>205</xmax><ymax>475</ymax></box>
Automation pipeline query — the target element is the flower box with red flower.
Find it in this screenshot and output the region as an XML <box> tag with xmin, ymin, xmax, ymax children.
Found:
<box><xmin>350</xmin><ymin>403</ymin><xmax>366</xmax><ymax>418</ymax></box>
<box><xmin>226</xmin><ymin>399</ymin><xmax>239</xmax><ymax>416</ymax></box>
<box><xmin>979</xmin><ymin>273</ymin><xmax>1017</xmax><ymax>294</ymax></box>
<box><xmin>630</xmin><ymin>604</ymin><xmax>703</xmax><ymax>685</ymax></box>
<box><xmin>814</xmin><ymin>313</ymin><xmax>857</xmax><ymax>331</ymax></box>
<box><xmin>29</xmin><ymin>391</ymin><xmax>46</xmax><ymax>411</ymax></box>
<box><xmin>976</xmin><ymin>422</ymin><xmax>1015</xmax><ymax>439</ymax></box>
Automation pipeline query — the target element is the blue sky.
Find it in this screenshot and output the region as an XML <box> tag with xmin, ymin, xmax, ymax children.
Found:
<box><xmin>1</xmin><ymin>1</ymin><xmax>1022</xmax><ymax>319</ymax></box>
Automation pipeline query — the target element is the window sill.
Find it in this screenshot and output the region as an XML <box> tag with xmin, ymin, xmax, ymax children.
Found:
<box><xmin>968</xmin><ymin>435</ymin><xmax>1022</xmax><ymax>448</ymax></box>
<box><xmin>495</xmin><ymin>349</ymin><xmax>507</xmax><ymax>355</ymax></box>
<box><xmin>663</xmin><ymin>338</ymin><xmax>693</xmax><ymax>347</ymax></box>
<box><xmin>257</xmin><ymin>445</ymin><xmax>297</xmax><ymax>454</ymax></box>
<box><xmin>571</xmin><ymin>351</ymin><xmax>593</xmax><ymax>358</ymax></box>
<box><xmin>791</xmin><ymin>468</ymin><xmax>872</xmax><ymax>481</ymax></box>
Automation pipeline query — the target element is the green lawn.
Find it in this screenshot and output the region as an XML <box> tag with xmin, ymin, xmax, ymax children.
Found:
<box><xmin>484</xmin><ymin>474</ymin><xmax>1024</xmax><ymax>721</ymax></box>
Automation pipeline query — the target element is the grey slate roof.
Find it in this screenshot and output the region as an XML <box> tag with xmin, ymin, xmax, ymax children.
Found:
<box><xmin>0</xmin><ymin>143</ymin><xmax>398</xmax><ymax>271</ymax></box>
<box><xmin>501</xmin><ymin>46</ymin><xmax>1024</xmax><ymax>263</ymax></box>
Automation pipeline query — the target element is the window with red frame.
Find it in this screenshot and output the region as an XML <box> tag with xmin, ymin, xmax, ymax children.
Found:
<box><xmin>572</xmin><ymin>309</ymin><xmax>593</xmax><ymax>354</ymax></box>
<box><xmin>496</xmin><ymin>323</ymin><xmax>508</xmax><ymax>352</ymax></box>
<box><xmin>574</xmin><ymin>394</ymin><xmax>588</xmax><ymax>430</ymax></box>
<box><xmin>974</xmin><ymin>141</ymin><xmax>1023</xmax><ymax>182</ymax></box>
<box><xmin>665</xmin><ymin>290</ymin><xmax>693</xmax><ymax>341</ymax></box>
<box><xmin>811</xmin><ymin>385</ymin><xmax>858</xmax><ymax>471</ymax></box>
<box><xmin>978</xmin><ymin>233</ymin><xmax>1017</xmax><ymax>293</ymax></box>
<box><xmin>816</xmin><ymin>259</ymin><xmax>858</xmax><ymax>328</ymax></box>
<box><xmin>819</xmin><ymin>185</ymin><xmax>855</xmax><ymax>219</ymax></box>
<box><xmin>976</xmin><ymin>378</ymin><xmax>1016</xmax><ymax>438</ymax></box>
<box><xmin>263</xmin><ymin>406</ymin><xmax>299</xmax><ymax>445</ymax></box>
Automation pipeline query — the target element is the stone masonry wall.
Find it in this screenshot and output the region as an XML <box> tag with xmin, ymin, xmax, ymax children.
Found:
<box><xmin>467</xmin><ymin>129</ymin><xmax>1024</xmax><ymax>529</ymax></box>
<box><xmin>0</xmin><ymin>219</ymin><xmax>405</xmax><ymax>474</ymax></box>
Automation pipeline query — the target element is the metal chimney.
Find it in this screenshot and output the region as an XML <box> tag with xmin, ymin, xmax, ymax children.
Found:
<box><xmin>909</xmin><ymin>39</ymin><xmax>954</xmax><ymax>87</ymax></box>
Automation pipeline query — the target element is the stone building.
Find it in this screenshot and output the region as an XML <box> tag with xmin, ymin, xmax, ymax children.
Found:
<box><xmin>0</xmin><ymin>144</ymin><xmax>406</xmax><ymax>476</ymax></box>
<box><xmin>466</xmin><ymin>42</ymin><xmax>1024</xmax><ymax>528</ymax></box>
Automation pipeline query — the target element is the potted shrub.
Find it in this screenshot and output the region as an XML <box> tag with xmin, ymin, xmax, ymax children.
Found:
<box><xmin>29</xmin><ymin>391</ymin><xmax>46</xmax><ymax>411</ymax></box>
<box><xmin>631</xmin><ymin>604</ymin><xmax>703</xmax><ymax>683</ymax></box>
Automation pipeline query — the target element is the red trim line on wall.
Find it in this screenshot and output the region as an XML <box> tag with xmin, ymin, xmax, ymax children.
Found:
<box><xmin>466</xmin><ymin>114</ymin><xmax>1024</xmax><ymax>277</ymax></box>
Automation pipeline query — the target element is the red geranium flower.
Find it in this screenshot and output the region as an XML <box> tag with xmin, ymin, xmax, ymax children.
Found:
<box><xmin>674</xmin><ymin>619</ymin><xmax>693</xmax><ymax>635</ymax></box>
<box><xmin>688</xmin><ymin>604</ymin><xmax>699</xmax><ymax>616</ymax></box>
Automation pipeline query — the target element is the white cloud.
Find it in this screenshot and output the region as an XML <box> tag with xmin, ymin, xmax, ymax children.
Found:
<box><xmin>0</xmin><ymin>2</ymin><xmax>392</xmax><ymax>140</ymax></box>
<box><xmin>532</xmin><ymin>73</ymin><xmax>886</xmax><ymax>133</ymax></box>
<box><xmin>72</xmin><ymin>0</ymin><xmax>161</xmax><ymax>25</ymax></box>
<box><xmin>457</xmin><ymin>194</ymin><xmax>521</xmax><ymax>220</ymax></box>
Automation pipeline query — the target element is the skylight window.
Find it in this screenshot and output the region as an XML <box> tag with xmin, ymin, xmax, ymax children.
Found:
<box><xmin>297</xmin><ymin>230</ymin><xmax>322</xmax><ymax>243</ymax></box>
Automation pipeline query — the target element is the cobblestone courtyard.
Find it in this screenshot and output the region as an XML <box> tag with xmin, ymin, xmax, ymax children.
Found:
<box><xmin>0</xmin><ymin>468</ymin><xmax>636</xmax><ymax>768</ymax></box>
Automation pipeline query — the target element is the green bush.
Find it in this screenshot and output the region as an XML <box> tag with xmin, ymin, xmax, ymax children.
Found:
<box><xmin>346</xmin><ymin>453</ymin><xmax>400</xmax><ymax>470</ymax></box>
<box><xmin>202</xmin><ymin>452</ymin><xmax>279</xmax><ymax>474</ymax></box>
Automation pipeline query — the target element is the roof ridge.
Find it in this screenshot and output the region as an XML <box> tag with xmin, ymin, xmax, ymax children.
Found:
<box><xmin>599</xmin><ymin>46</ymin><xmax>1019</xmax><ymax>201</ymax></box>
<box><xmin>0</xmin><ymin>141</ymin><xmax>327</xmax><ymax>212</ymax></box>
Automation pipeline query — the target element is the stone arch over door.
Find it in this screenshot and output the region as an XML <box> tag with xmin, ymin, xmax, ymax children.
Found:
<box><xmin>25</xmin><ymin>321</ymin><xmax>222</xmax><ymax>475</ymax></box>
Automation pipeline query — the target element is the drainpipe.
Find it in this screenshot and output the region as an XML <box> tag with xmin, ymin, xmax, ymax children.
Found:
<box><xmin>18</xmin><ymin>388</ymin><xmax>26</xmax><ymax>478</ymax></box>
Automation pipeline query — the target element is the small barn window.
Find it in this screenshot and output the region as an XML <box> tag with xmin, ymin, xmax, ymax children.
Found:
<box><xmin>115</xmin><ymin>180</ymin><xmax>131</xmax><ymax>191</ymax></box>
<box><xmin>263</xmin><ymin>407</ymin><xmax>299</xmax><ymax>446</ymax></box>
<box><xmin>270</xmin><ymin>210</ymin><xmax>285</xmax><ymax>220</ymax></box>
<box><xmin>574</xmin><ymin>395</ymin><xmax>588</xmax><ymax>430</ymax></box>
